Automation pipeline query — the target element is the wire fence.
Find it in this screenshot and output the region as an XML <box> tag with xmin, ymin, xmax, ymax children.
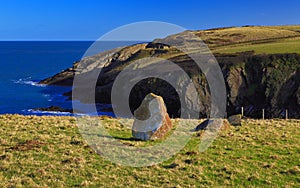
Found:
<box><xmin>240</xmin><ymin>107</ymin><xmax>290</xmax><ymax>120</ymax></box>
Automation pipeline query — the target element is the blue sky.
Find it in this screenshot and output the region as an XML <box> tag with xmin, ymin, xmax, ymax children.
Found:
<box><xmin>0</xmin><ymin>0</ymin><xmax>299</xmax><ymax>40</ymax></box>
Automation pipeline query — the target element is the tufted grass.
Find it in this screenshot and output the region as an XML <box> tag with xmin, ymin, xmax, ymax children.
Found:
<box><xmin>0</xmin><ymin>115</ymin><xmax>299</xmax><ymax>187</ymax></box>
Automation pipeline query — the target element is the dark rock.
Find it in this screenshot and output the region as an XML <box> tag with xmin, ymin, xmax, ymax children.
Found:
<box><xmin>132</xmin><ymin>93</ymin><xmax>172</xmax><ymax>141</ymax></box>
<box><xmin>34</xmin><ymin>106</ymin><xmax>72</xmax><ymax>113</ymax></box>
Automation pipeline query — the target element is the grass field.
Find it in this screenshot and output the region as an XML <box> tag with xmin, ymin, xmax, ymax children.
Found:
<box><xmin>214</xmin><ymin>37</ymin><xmax>300</xmax><ymax>54</ymax></box>
<box><xmin>198</xmin><ymin>26</ymin><xmax>300</xmax><ymax>46</ymax></box>
<box><xmin>191</xmin><ymin>25</ymin><xmax>300</xmax><ymax>54</ymax></box>
<box><xmin>0</xmin><ymin>115</ymin><xmax>299</xmax><ymax>187</ymax></box>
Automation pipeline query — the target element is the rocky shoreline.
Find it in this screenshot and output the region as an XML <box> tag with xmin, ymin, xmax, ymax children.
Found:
<box><xmin>33</xmin><ymin>106</ymin><xmax>73</xmax><ymax>113</ymax></box>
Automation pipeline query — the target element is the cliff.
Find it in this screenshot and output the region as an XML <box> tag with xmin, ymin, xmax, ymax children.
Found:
<box><xmin>39</xmin><ymin>25</ymin><xmax>300</xmax><ymax>118</ymax></box>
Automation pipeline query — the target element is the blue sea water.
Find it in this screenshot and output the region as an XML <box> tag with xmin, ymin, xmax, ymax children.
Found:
<box><xmin>0</xmin><ymin>41</ymin><xmax>137</xmax><ymax>116</ymax></box>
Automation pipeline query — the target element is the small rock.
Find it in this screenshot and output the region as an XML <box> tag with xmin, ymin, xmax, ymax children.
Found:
<box><xmin>194</xmin><ymin>119</ymin><xmax>231</xmax><ymax>131</ymax></box>
<box><xmin>228</xmin><ymin>114</ymin><xmax>242</xmax><ymax>126</ymax></box>
<box><xmin>132</xmin><ymin>93</ymin><xmax>172</xmax><ymax>141</ymax></box>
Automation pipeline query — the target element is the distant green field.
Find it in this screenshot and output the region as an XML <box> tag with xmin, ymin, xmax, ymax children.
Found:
<box><xmin>0</xmin><ymin>115</ymin><xmax>299</xmax><ymax>187</ymax></box>
<box><xmin>190</xmin><ymin>25</ymin><xmax>300</xmax><ymax>54</ymax></box>
<box><xmin>214</xmin><ymin>38</ymin><xmax>300</xmax><ymax>54</ymax></box>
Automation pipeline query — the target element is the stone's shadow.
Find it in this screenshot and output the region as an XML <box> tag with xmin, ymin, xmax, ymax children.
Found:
<box><xmin>81</xmin><ymin>132</ymin><xmax>139</xmax><ymax>141</ymax></box>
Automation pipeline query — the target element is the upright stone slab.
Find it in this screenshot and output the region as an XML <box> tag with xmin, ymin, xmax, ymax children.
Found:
<box><xmin>132</xmin><ymin>93</ymin><xmax>172</xmax><ymax>141</ymax></box>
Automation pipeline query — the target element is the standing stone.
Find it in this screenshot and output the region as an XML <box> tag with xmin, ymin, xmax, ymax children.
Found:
<box><xmin>132</xmin><ymin>93</ymin><xmax>172</xmax><ymax>141</ymax></box>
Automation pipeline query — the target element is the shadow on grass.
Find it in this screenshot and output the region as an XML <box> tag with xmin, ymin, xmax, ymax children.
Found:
<box><xmin>81</xmin><ymin>132</ymin><xmax>141</xmax><ymax>141</ymax></box>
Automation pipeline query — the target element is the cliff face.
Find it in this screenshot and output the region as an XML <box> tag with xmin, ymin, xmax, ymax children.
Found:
<box><xmin>219</xmin><ymin>53</ymin><xmax>300</xmax><ymax>118</ymax></box>
<box><xmin>39</xmin><ymin>42</ymin><xmax>300</xmax><ymax>118</ymax></box>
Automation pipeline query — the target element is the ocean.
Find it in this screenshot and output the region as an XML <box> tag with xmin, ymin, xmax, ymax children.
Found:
<box><xmin>0</xmin><ymin>41</ymin><xmax>136</xmax><ymax>116</ymax></box>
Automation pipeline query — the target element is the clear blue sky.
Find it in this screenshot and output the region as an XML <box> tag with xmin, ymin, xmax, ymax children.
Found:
<box><xmin>1</xmin><ymin>0</ymin><xmax>299</xmax><ymax>40</ymax></box>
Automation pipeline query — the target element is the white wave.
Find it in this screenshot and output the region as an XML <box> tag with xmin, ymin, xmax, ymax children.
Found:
<box><xmin>23</xmin><ymin>109</ymin><xmax>72</xmax><ymax>116</ymax></box>
<box><xmin>12</xmin><ymin>78</ymin><xmax>46</xmax><ymax>87</ymax></box>
<box><xmin>22</xmin><ymin>109</ymin><xmax>93</xmax><ymax>117</ymax></box>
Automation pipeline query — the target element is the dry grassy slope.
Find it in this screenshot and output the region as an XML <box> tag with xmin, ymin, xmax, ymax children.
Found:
<box><xmin>196</xmin><ymin>26</ymin><xmax>300</xmax><ymax>47</ymax></box>
<box><xmin>103</xmin><ymin>25</ymin><xmax>300</xmax><ymax>74</ymax></box>
<box><xmin>105</xmin><ymin>25</ymin><xmax>300</xmax><ymax>73</ymax></box>
<box><xmin>147</xmin><ymin>25</ymin><xmax>300</xmax><ymax>57</ymax></box>
<box><xmin>0</xmin><ymin>115</ymin><xmax>299</xmax><ymax>187</ymax></box>
<box><xmin>198</xmin><ymin>25</ymin><xmax>300</xmax><ymax>54</ymax></box>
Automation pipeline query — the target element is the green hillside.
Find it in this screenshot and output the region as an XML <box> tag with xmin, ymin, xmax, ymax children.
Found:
<box><xmin>214</xmin><ymin>37</ymin><xmax>300</xmax><ymax>54</ymax></box>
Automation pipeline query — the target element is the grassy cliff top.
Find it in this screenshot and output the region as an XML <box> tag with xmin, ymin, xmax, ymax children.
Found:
<box><xmin>158</xmin><ymin>25</ymin><xmax>300</xmax><ymax>55</ymax></box>
<box><xmin>122</xmin><ymin>25</ymin><xmax>300</xmax><ymax>64</ymax></box>
<box><xmin>200</xmin><ymin>25</ymin><xmax>300</xmax><ymax>46</ymax></box>
<box><xmin>0</xmin><ymin>115</ymin><xmax>299</xmax><ymax>187</ymax></box>
<box><xmin>199</xmin><ymin>25</ymin><xmax>300</xmax><ymax>54</ymax></box>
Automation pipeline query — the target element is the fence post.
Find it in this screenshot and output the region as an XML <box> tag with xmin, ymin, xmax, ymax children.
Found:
<box><xmin>241</xmin><ymin>107</ymin><xmax>244</xmax><ymax>117</ymax></box>
<box><xmin>285</xmin><ymin>109</ymin><xmax>288</xmax><ymax>120</ymax></box>
<box><xmin>262</xmin><ymin>109</ymin><xmax>265</xmax><ymax>120</ymax></box>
